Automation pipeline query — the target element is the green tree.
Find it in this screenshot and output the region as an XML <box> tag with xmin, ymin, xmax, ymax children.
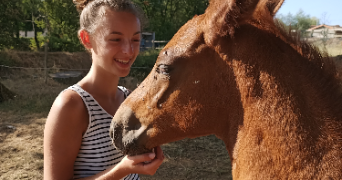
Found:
<box><xmin>133</xmin><ymin>0</ymin><xmax>209</xmax><ymax>40</ymax></box>
<box><xmin>21</xmin><ymin>0</ymin><xmax>44</xmax><ymax>50</ymax></box>
<box><xmin>0</xmin><ymin>0</ymin><xmax>46</xmax><ymax>50</ymax></box>
<box><xmin>1</xmin><ymin>0</ymin><xmax>209</xmax><ymax>52</ymax></box>
<box><xmin>0</xmin><ymin>0</ymin><xmax>30</xmax><ymax>50</ymax></box>
<box><xmin>310</xmin><ymin>17</ymin><xmax>320</xmax><ymax>26</ymax></box>
<box><xmin>276</xmin><ymin>9</ymin><xmax>319</xmax><ymax>38</ymax></box>
<box><xmin>36</xmin><ymin>0</ymin><xmax>83</xmax><ymax>52</ymax></box>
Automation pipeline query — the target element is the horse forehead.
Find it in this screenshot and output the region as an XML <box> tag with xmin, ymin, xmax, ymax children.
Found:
<box><xmin>164</xmin><ymin>17</ymin><xmax>203</xmax><ymax>54</ymax></box>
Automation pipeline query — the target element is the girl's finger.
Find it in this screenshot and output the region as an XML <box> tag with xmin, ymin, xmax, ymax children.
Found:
<box><xmin>154</xmin><ymin>146</ymin><xmax>164</xmax><ymax>160</ymax></box>
<box><xmin>127</xmin><ymin>152</ymin><xmax>156</xmax><ymax>164</ymax></box>
<box><xmin>141</xmin><ymin>146</ymin><xmax>164</xmax><ymax>168</ymax></box>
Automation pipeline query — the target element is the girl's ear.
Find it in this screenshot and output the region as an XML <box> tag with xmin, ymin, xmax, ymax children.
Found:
<box><xmin>79</xmin><ymin>30</ymin><xmax>92</xmax><ymax>49</ymax></box>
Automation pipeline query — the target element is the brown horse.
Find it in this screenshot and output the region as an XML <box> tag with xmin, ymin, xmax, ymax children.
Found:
<box><xmin>110</xmin><ymin>0</ymin><xmax>342</xmax><ymax>179</ymax></box>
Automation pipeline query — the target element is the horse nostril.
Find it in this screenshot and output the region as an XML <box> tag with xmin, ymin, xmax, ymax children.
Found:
<box><xmin>109</xmin><ymin>121</ymin><xmax>116</xmax><ymax>139</ymax></box>
<box><xmin>135</xmin><ymin>123</ymin><xmax>141</xmax><ymax>131</ymax></box>
<box><xmin>111</xmin><ymin>123</ymin><xmax>124</xmax><ymax>150</ymax></box>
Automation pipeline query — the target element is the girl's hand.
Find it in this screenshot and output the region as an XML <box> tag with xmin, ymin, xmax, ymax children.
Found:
<box><xmin>115</xmin><ymin>146</ymin><xmax>165</xmax><ymax>176</ymax></box>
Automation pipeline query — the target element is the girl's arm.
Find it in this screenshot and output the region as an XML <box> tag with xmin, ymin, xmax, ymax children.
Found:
<box><xmin>44</xmin><ymin>90</ymin><xmax>89</xmax><ymax>179</ymax></box>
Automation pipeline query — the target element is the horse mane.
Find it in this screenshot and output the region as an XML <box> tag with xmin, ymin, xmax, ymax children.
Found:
<box><xmin>275</xmin><ymin>21</ymin><xmax>335</xmax><ymax>72</ymax></box>
<box><xmin>272</xmin><ymin>20</ymin><xmax>342</xmax><ymax>119</ymax></box>
<box><xmin>274</xmin><ymin>20</ymin><xmax>341</xmax><ymax>83</ymax></box>
<box><xmin>228</xmin><ymin>14</ymin><xmax>342</xmax><ymax>122</ymax></box>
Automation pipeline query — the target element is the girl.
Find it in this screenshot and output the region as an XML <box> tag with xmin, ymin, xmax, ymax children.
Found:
<box><xmin>44</xmin><ymin>0</ymin><xmax>164</xmax><ymax>179</ymax></box>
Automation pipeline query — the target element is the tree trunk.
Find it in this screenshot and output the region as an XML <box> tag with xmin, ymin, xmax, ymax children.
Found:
<box><xmin>32</xmin><ymin>13</ymin><xmax>40</xmax><ymax>51</ymax></box>
<box><xmin>34</xmin><ymin>29</ymin><xmax>40</xmax><ymax>51</ymax></box>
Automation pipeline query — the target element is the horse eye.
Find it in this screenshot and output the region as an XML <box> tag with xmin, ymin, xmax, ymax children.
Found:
<box><xmin>156</xmin><ymin>64</ymin><xmax>170</xmax><ymax>75</ymax></box>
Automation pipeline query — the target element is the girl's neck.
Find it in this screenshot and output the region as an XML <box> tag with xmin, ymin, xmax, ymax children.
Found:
<box><xmin>79</xmin><ymin>64</ymin><xmax>120</xmax><ymax>99</ymax></box>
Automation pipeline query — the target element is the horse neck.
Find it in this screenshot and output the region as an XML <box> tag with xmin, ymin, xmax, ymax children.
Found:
<box><xmin>229</xmin><ymin>24</ymin><xmax>342</xmax><ymax>130</ymax></box>
<box><xmin>215</xmin><ymin>25</ymin><xmax>342</xmax><ymax>178</ymax></box>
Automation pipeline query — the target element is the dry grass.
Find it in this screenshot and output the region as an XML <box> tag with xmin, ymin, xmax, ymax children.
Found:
<box><xmin>0</xmin><ymin>112</ymin><xmax>45</xmax><ymax>180</ymax></box>
<box><xmin>0</xmin><ymin>78</ymin><xmax>66</xmax><ymax>179</ymax></box>
<box><xmin>311</xmin><ymin>38</ymin><xmax>342</xmax><ymax>57</ymax></box>
<box><xmin>0</xmin><ymin>78</ymin><xmax>65</xmax><ymax>179</ymax></box>
<box><xmin>0</xmin><ymin>78</ymin><xmax>69</xmax><ymax>114</ymax></box>
<box><xmin>140</xmin><ymin>136</ymin><xmax>232</xmax><ymax>180</ymax></box>
<box><xmin>0</xmin><ymin>50</ymin><xmax>92</xmax><ymax>70</ymax></box>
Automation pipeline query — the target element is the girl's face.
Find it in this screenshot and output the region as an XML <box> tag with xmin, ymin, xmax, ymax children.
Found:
<box><xmin>89</xmin><ymin>8</ymin><xmax>141</xmax><ymax>77</ymax></box>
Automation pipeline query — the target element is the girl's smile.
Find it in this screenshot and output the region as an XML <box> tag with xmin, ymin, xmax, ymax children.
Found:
<box><xmin>114</xmin><ymin>57</ymin><xmax>133</xmax><ymax>69</ymax></box>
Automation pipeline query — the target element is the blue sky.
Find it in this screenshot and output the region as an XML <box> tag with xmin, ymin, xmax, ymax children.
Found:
<box><xmin>277</xmin><ymin>0</ymin><xmax>342</xmax><ymax>26</ymax></box>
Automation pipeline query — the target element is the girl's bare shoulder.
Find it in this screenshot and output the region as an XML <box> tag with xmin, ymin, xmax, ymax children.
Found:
<box><xmin>46</xmin><ymin>89</ymin><xmax>88</xmax><ymax>131</ymax></box>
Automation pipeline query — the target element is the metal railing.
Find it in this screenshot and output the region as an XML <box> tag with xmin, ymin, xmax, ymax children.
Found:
<box><xmin>141</xmin><ymin>40</ymin><xmax>169</xmax><ymax>50</ymax></box>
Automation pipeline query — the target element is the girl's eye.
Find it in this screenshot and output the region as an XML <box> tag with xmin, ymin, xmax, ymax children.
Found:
<box><xmin>133</xmin><ymin>39</ymin><xmax>141</xmax><ymax>42</ymax></box>
<box><xmin>110</xmin><ymin>39</ymin><xmax>120</xmax><ymax>42</ymax></box>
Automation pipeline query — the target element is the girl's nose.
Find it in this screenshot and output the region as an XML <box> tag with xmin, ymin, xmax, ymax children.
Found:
<box><xmin>122</xmin><ymin>39</ymin><xmax>134</xmax><ymax>56</ymax></box>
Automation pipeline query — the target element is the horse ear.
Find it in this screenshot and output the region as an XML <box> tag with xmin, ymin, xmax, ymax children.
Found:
<box><xmin>204</xmin><ymin>0</ymin><xmax>260</xmax><ymax>40</ymax></box>
<box><xmin>203</xmin><ymin>0</ymin><xmax>284</xmax><ymax>44</ymax></box>
<box><xmin>264</xmin><ymin>0</ymin><xmax>284</xmax><ymax>16</ymax></box>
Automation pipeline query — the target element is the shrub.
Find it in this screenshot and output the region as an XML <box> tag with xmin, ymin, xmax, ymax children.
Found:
<box><xmin>133</xmin><ymin>49</ymin><xmax>160</xmax><ymax>68</ymax></box>
<box><xmin>29</xmin><ymin>32</ymin><xmax>45</xmax><ymax>51</ymax></box>
<box><xmin>0</xmin><ymin>37</ymin><xmax>31</xmax><ymax>51</ymax></box>
<box><xmin>47</xmin><ymin>34</ymin><xmax>84</xmax><ymax>52</ymax></box>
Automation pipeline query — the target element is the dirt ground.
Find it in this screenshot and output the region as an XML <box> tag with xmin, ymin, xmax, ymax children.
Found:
<box><xmin>140</xmin><ymin>136</ymin><xmax>232</xmax><ymax>180</ymax></box>
<box><xmin>0</xmin><ymin>112</ymin><xmax>45</xmax><ymax>179</ymax></box>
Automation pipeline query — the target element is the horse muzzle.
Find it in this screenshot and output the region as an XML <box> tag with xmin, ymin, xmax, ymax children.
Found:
<box><xmin>110</xmin><ymin>105</ymin><xmax>152</xmax><ymax>156</ymax></box>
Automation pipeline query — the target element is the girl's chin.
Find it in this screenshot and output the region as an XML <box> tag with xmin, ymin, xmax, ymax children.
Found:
<box><xmin>111</xmin><ymin>62</ymin><xmax>133</xmax><ymax>76</ymax></box>
<box><xmin>112</xmin><ymin>67</ymin><xmax>131</xmax><ymax>77</ymax></box>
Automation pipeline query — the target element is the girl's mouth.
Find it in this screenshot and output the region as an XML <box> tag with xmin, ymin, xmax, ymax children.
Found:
<box><xmin>114</xmin><ymin>59</ymin><xmax>130</xmax><ymax>65</ymax></box>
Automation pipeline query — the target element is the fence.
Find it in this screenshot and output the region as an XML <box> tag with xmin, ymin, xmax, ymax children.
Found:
<box><xmin>0</xmin><ymin>64</ymin><xmax>152</xmax><ymax>91</ymax></box>
<box><xmin>140</xmin><ymin>40</ymin><xmax>169</xmax><ymax>51</ymax></box>
<box><xmin>152</xmin><ymin>40</ymin><xmax>169</xmax><ymax>49</ymax></box>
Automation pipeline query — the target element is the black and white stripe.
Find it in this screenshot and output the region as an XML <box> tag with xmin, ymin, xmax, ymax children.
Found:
<box><xmin>67</xmin><ymin>84</ymin><xmax>138</xmax><ymax>180</ymax></box>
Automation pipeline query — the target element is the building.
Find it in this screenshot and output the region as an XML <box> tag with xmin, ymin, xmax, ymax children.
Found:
<box><xmin>19</xmin><ymin>29</ymin><xmax>47</xmax><ymax>38</ymax></box>
<box><xmin>140</xmin><ymin>32</ymin><xmax>155</xmax><ymax>51</ymax></box>
<box><xmin>306</xmin><ymin>24</ymin><xmax>342</xmax><ymax>38</ymax></box>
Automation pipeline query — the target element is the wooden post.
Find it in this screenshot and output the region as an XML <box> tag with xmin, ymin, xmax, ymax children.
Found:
<box><xmin>44</xmin><ymin>14</ymin><xmax>49</xmax><ymax>83</ymax></box>
<box><xmin>44</xmin><ymin>6</ymin><xmax>50</xmax><ymax>84</ymax></box>
<box><xmin>152</xmin><ymin>32</ymin><xmax>156</xmax><ymax>49</ymax></box>
<box><xmin>0</xmin><ymin>66</ymin><xmax>2</xmax><ymax>98</ymax></box>
<box><xmin>44</xmin><ymin>41</ymin><xmax>48</xmax><ymax>83</ymax></box>
<box><xmin>0</xmin><ymin>81</ymin><xmax>3</xmax><ymax>100</ymax></box>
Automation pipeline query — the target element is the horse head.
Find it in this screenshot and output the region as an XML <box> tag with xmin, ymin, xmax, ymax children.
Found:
<box><xmin>110</xmin><ymin>0</ymin><xmax>285</xmax><ymax>156</ymax></box>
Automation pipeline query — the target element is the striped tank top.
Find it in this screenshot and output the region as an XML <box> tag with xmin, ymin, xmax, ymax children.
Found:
<box><xmin>67</xmin><ymin>84</ymin><xmax>139</xmax><ymax>180</ymax></box>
